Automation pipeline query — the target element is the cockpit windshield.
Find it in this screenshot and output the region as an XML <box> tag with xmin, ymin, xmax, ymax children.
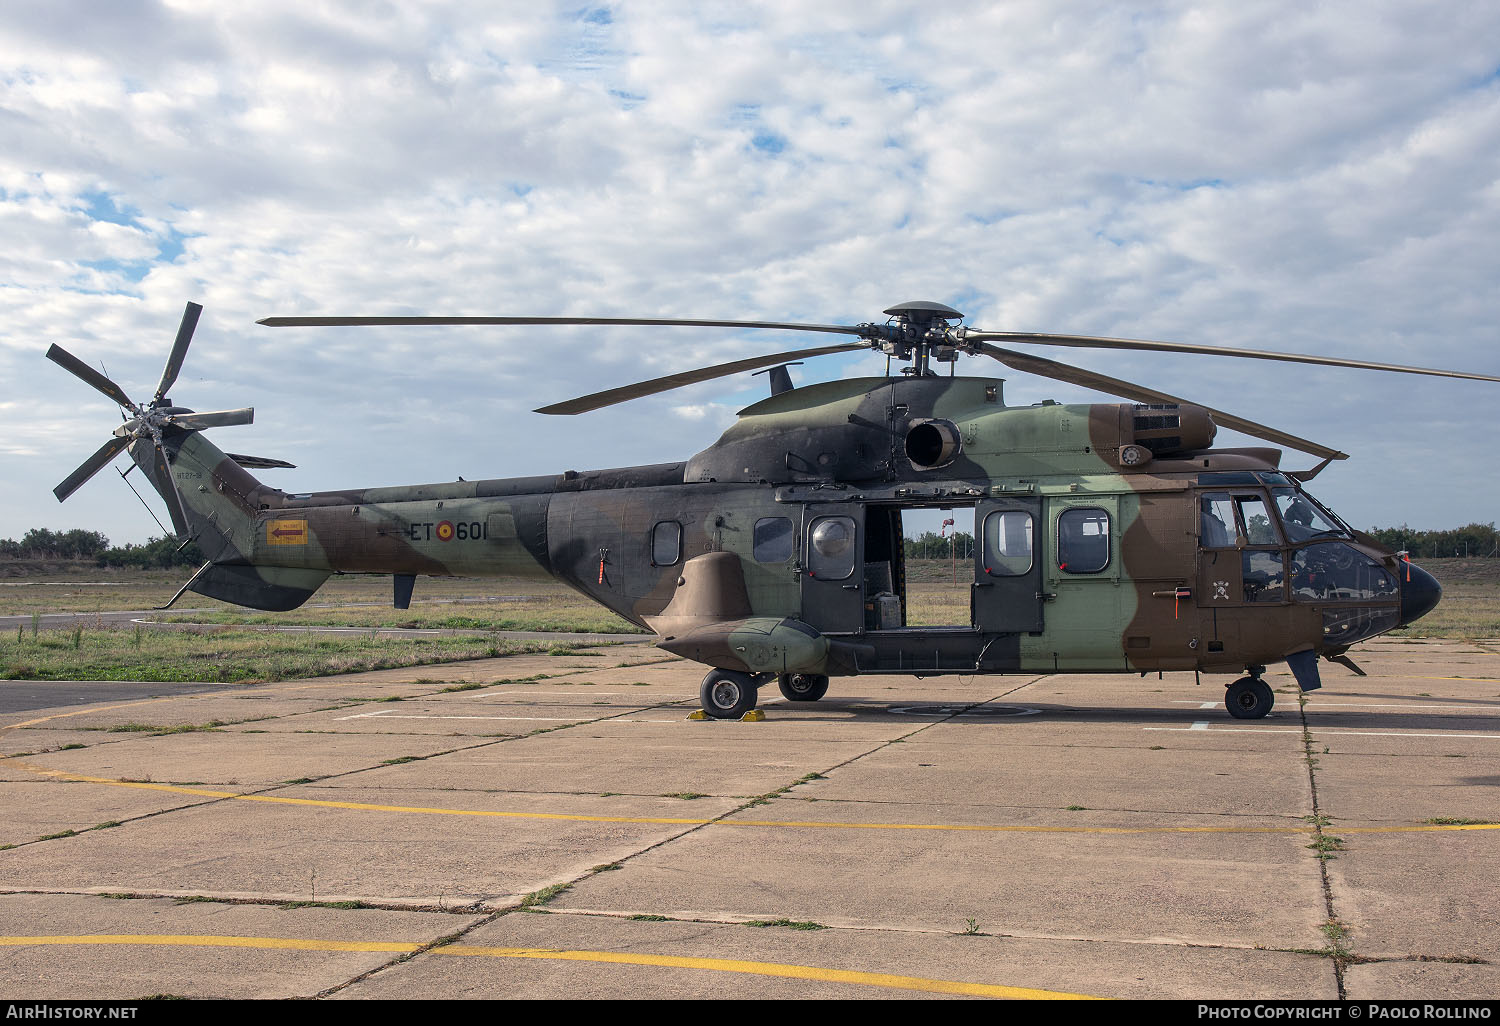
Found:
<box><xmin>1271</xmin><ymin>488</ymin><xmax>1347</xmax><ymax>542</ymax></box>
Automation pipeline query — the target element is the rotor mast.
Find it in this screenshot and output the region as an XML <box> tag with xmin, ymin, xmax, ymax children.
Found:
<box><xmin>862</xmin><ymin>301</ymin><xmax>966</xmax><ymax>378</ymax></box>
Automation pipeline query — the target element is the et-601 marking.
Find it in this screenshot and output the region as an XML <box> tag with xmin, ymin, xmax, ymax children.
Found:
<box><xmin>405</xmin><ymin>520</ymin><xmax>487</xmax><ymax>542</ymax></box>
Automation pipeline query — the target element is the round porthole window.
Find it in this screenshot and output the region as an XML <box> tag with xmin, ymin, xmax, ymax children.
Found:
<box><xmin>811</xmin><ymin>518</ymin><xmax>852</xmax><ymax>558</ymax></box>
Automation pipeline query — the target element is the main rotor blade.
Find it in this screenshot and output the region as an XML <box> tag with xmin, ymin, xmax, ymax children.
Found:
<box><xmin>165</xmin><ymin>407</ymin><xmax>254</xmax><ymax>430</ymax></box>
<box><xmin>536</xmin><ymin>342</ymin><xmax>870</xmax><ymax>415</ymax></box>
<box><xmin>154</xmin><ymin>301</ymin><xmax>203</xmax><ymax>403</ymax></box>
<box><xmin>258</xmin><ymin>314</ymin><xmax>864</xmax><ymax>336</ymax></box>
<box><xmin>152</xmin><ymin>445</ymin><xmax>190</xmax><ymax>537</ymax></box>
<box><xmin>976</xmin><ymin>344</ymin><xmax>1349</xmax><ymax>461</ymax></box>
<box><xmin>46</xmin><ymin>344</ymin><xmax>137</xmax><ymax>411</ymax></box>
<box><xmin>964</xmin><ymin>331</ymin><xmax>1500</xmax><ymax>383</ymax></box>
<box><xmin>53</xmin><ymin>435</ymin><xmax>132</xmax><ymax>502</ymax></box>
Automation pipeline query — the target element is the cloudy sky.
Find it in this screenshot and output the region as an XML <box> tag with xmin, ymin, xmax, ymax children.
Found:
<box><xmin>3</xmin><ymin>0</ymin><xmax>1498</xmax><ymax>547</ymax></box>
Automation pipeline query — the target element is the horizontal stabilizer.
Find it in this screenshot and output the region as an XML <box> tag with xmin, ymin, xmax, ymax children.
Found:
<box><xmin>225</xmin><ymin>452</ymin><xmax>297</xmax><ymax>470</ymax></box>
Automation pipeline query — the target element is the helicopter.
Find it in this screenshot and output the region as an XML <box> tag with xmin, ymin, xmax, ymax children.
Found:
<box><xmin>46</xmin><ymin>300</ymin><xmax>1498</xmax><ymax>720</ymax></box>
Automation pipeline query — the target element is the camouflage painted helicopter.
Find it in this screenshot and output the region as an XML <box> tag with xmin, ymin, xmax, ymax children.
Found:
<box><xmin>48</xmin><ymin>301</ymin><xmax>1498</xmax><ymax>720</ymax></box>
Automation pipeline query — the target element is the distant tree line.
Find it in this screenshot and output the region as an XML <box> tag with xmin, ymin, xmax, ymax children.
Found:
<box><xmin>0</xmin><ymin>528</ymin><xmax>110</xmax><ymax>560</ymax></box>
<box><xmin>1366</xmin><ymin>523</ymin><xmax>1498</xmax><ymax>559</ymax></box>
<box><xmin>904</xmin><ymin>531</ymin><xmax>976</xmax><ymax>560</ymax></box>
<box><xmin>1</xmin><ymin>528</ymin><xmax>202</xmax><ymax>568</ymax></box>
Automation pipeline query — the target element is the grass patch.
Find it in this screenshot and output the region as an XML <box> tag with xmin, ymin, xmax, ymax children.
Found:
<box><xmin>519</xmin><ymin>883</ymin><xmax>572</xmax><ymax>908</ymax></box>
<box><xmin>0</xmin><ymin>569</ymin><xmax>641</xmax><ymax>633</ymax></box>
<box><xmin>113</xmin><ymin>720</ymin><xmax>232</xmax><ymax>735</ymax></box>
<box><xmin>629</xmin><ymin>914</ymin><xmax>669</xmax><ymax>922</ymax></box>
<box><xmin>1425</xmin><ymin>817</ymin><xmax>1495</xmax><ymax>826</ymax></box>
<box><xmin>744</xmin><ymin>918</ymin><xmax>827</xmax><ymax>931</ymax></box>
<box><xmin>0</xmin><ymin>625</ymin><xmax>560</xmax><ymax>684</ymax></box>
<box><xmin>440</xmin><ymin>683</ymin><xmax>485</xmax><ymax>693</ymax></box>
<box><xmin>1306</xmin><ymin>835</ymin><xmax>1346</xmax><ymax>859</ymax></box>
<box><xmin>380</xmin><ymin>756</ymin><xmax>424</xmax><ymax>766</ymax></box>
<box><xmin>278</xmin><ymin>900</ymin><xmax>369</xmax><ymax>910</ymax></box>
<box><xmin>1320</xmin><ymin>919</ymin><xmax>1354</xmax><ymax>961</ymax></box>
<box><xmin>662</xmin><ymin>792</ymin><xmax>707</xmax><ymax>800</ymax></box>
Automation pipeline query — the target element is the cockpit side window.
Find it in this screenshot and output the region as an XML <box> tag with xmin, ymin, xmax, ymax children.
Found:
<box><xmin>1236</xmin><ymin>495</ymin><xmax>1279</xmax><ymax>546</ymax></box>
<box><xmin>1273</xmin><ymin>488</ymin><xmax>1346</xmax><ymax>543</ymax></box>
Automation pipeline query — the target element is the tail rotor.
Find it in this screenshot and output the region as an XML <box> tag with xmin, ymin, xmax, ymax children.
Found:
<box><xmin>46</xmin><ymin>301</ymin><xmax>255</xmax><ymax>534</ymax></box>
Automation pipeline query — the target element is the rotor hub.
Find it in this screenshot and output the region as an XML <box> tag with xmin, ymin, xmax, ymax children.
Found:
<box><xmin>860</xmin><ymin>301</ymin><xmax>967</xmax><ymax>376</ymax></box>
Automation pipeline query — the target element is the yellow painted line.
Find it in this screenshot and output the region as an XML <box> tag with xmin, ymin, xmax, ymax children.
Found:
<box><xmin>8</xmin><ymin>763</ymin><xmax>709</xmax><ymax>824</ymax></box>
<box><xmin>1383</xmin><ymin>676</ymin><xmax>1500</xmax><ymax>683</ymax></box>
<box><xmin>1</xmin><ymin>698</ymin><xmax>176</xmax><ymax>732</ymax></box>
<box><xmin>1340</xmin><ymin>824</ymin><xmax>1499</xmax><ymax>834</ymax></box>
<box><xmin>0</xmin><ymin>935</ymin><xmax>1099</xmax><ymax>998</ymax></box>
<box><xmin>0</xmin><ymin>676</ymin><xmax>498</xmax><ymax>733</ymax></box>
<box><xmin>436</xmin><ymin>944</ymin><xmax>1100</xmax><ymax>998</ymax></box>
<box><xmin>9</xmin><ymin>763</ymin><xmax>1499</xmax><ymax>835</ymax></box>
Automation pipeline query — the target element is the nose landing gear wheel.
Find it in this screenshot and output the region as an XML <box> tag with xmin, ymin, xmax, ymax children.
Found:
<box><xmin>700</xmin><ymin>669</ymin><xmax>758</xmax><ymax>719</ymax></box>
<box><xmin>1225</xmin><ymin>677</ymin><xmax>1275</xmax><ymax>719</ymax></box>
<box><xmin>778</xmin><ymin>673</ymin><xmax>829</xmax><ymax>702</ymax></box>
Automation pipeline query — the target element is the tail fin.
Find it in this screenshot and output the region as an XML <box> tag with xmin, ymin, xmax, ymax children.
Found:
<box><xmin>138</xmin><ymin>428</ymin><xmax>330</xmax><ymax>611</ymax></box>
<box><xmin>47</xmin><ymin>302</ymin><xmax>329</xmax><ymax>612</ymax></box>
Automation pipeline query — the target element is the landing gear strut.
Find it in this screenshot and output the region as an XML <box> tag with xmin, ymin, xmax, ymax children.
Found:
<box><xmin>1225</xmin><ymin>668</ymin><xmax>1274</xmax><ymax>719</ymax></box>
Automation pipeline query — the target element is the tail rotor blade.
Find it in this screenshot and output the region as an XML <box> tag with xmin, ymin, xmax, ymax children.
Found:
<box><xmin>46</xmin><ymin>344</ymin><xmax>138</xmax><ymax>412</ymax></box>
<box><xmin>54</xmin><ymin>435</ymin><xmax>132</xmax><ymax>502</ymax></box>
<box><xmin>165</xmin><ymin>407</ymin><xmax>254</xmax><ymax>430</ymax></box>
<box><xmin>154</xmin><ymin>301</ymin><xmax>203</xmax><ymax>403</ymax></box>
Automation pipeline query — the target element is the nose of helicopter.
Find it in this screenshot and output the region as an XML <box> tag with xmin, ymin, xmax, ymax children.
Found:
<box><xmin>1398</xmin><ymin>561</ymin><xmax>1442</xmax><ymax>626</ymax></box>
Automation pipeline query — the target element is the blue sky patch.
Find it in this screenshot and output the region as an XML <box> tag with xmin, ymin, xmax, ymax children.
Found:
<box><xmin>751</xmin><ymin>132</ymin><xmax>786</xmax><ymax>154</ymax></box>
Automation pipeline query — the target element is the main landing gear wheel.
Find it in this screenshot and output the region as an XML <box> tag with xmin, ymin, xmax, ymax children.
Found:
<box><xmin>700</xmin><ymin>669</ymin><xmax>758</xmax><ymax>719</ymax></box>
<box><xmin>1225</xmin><ymin>677</ymin><xmax>1275</xmax><ymax>719</ymax></box>
<box><xmin>778</xmin><ymin>673</ymin><xmax>829</xmax><ymax>702</ymax></box>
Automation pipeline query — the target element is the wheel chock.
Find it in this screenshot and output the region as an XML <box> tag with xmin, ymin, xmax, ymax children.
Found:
<box><xmin>687</xmin><ymin>710</ymin><xmax>709</xmax><ymax>721</ymax></box>
<box><xmin>740</xmin><ymin>710</ymin><xmax>765</xmax><ymax>722</ymax></box>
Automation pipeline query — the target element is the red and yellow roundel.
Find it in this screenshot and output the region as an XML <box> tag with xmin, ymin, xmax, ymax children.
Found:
<box><xmin>435</xmin><ymin>520</ymin><xmax>455</xmax><ymax>542</ymax></box>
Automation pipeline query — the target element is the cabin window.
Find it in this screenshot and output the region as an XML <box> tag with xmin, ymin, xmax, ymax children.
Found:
<box><xmin>753</xmin><ymin>517</ymin><xmax>794</xmax><ymax>563</ymax></box>
<box><xmin>1058</xmin><ymin>508</ymin><xmax>1110</xmax><ymax>574</ymax></box>
<box><xmin>982</xmin><ymin>510</ymin><xmax>1033</xmax><ymax>576</ymax></box>
<box><xmin>807</xmin><ymin>515</ymin><xmax>857</xmax><ymax>580</ymax></box>
<box><xmin>650</xmin><ymin>520</ymin><xmax>681</xmax><ymax>566</ymax></box>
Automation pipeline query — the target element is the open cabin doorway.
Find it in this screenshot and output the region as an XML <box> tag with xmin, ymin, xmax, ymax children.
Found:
<box><xmin>864</xmin><ymin>503</ymin><xmax>976</xmax><ymax>628</ymax></box>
